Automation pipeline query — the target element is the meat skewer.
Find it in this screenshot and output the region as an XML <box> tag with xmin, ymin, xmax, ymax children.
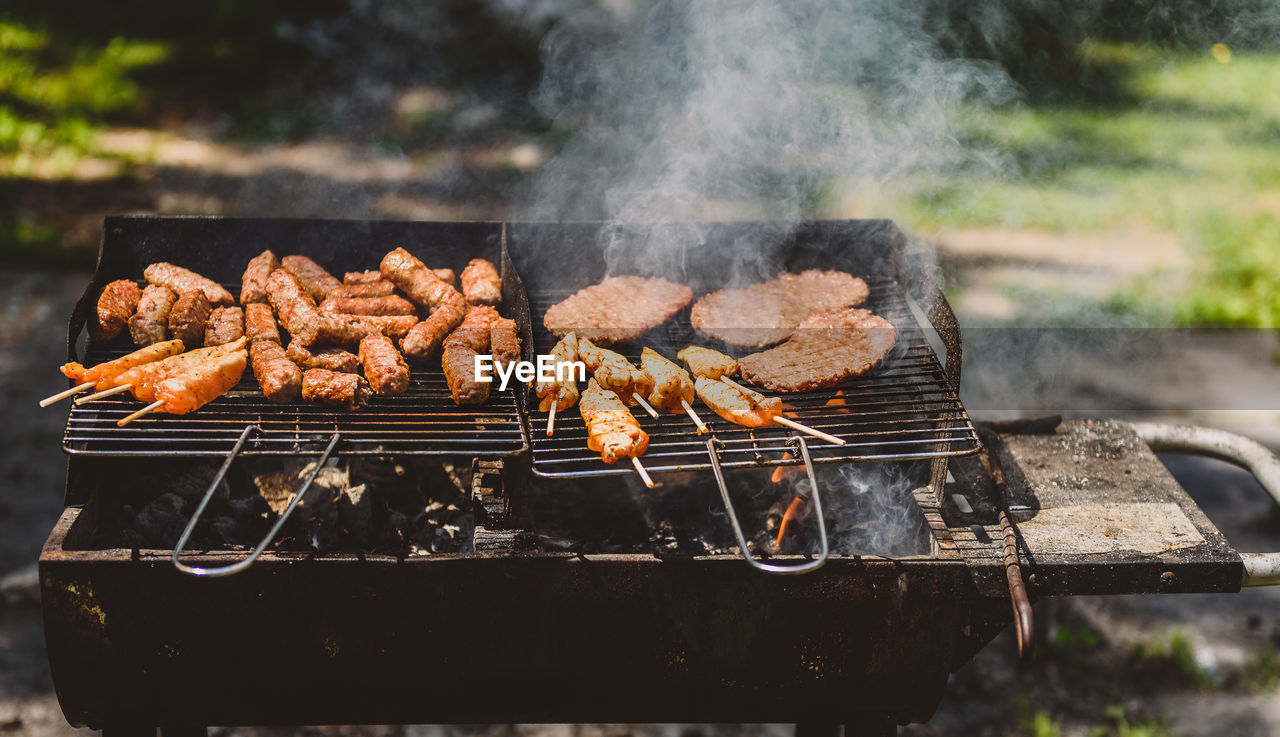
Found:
<box><xmin>580</xmin><ymin>378</ymin><xmax>653</xmax><ymax>487</ymax></box>
<box><xmin>144</xmin><ymin>262</ymin><xmax>234</xmax><ymax>307</ymax></box>
<box><xmin>576</xmin><ymin>338</ymin><xmax>657</xmax><ymax>417</ymax></box>
<box><xmin>533</xmin><ymin>331</ymin><xmax>581</xmax><ymax>436</ymax></box>
<box><xmin>693</xmin><ymin>376</ymin><xmax>844</xmax><ymax>446</ymax></box>
<box><xmin>677</xmin><ymin>344</ymin><xmax>757</xmax><ymax>397</ymax></box>
<box><xmin>129</xmin><ymin>284</ymin><xmax>177</xmax><ymax>346</ymax></box>
<box><xmin>380</xmin><ymin>248</ymin><xmax>468</xmax><ymax>361</ymax></box>
<box><xmin>76</xmin><ymin>339</ymin><xmax>247</xmax><ymax>404</ymax></box>
<box><xmin>119</xmin><ymin>348</ymin><xmax>248</xmax><ymax>426</ymax></box>
<box><xmin>89</xmin><ymin>279</ymin><xmax>142</xmax><ymax>342</ymax></box>
<box><xmin>281</xmin><ymin>255</ymin><xmax>343</xmax><ymax>302</ymax></box>
<box><xmin>640</xmin><ymin>347</ymin><xmax>707</xmax><ymax>434</ymax></box>
<box><xmin>44</xmin><ymin>339</ymin><xmax>185</xmax><ymax>406</ymax></box>
<box><xmin>460</xmin><ymin>258</ymin><xmax>502</xmax><ymax>306</ymax></box>
<box><xmin>240</xmin><ymin>250</ymin><xmax>281</xmax><ymax>304</ymax></box>
<box><xmin>441</xmin><ymin>306</ymin><xmax>499</xmax><ymax>405</ymax></box>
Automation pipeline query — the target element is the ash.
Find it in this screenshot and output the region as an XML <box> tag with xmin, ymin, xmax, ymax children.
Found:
<box><xmin>89</xmin><ymin>459</ymin><xmax>474</xmax><ymax>556</ymax></box>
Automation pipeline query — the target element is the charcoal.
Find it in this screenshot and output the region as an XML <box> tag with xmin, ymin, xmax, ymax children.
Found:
<box><xmin>133</xmin><ymin>493</ymin><xmax>187</xmax><ymax>548</ymax></box>
<box><xmin>337</xmin><ymin>484</ymin><xmax>371</xmax><ymax>543</ymax></box>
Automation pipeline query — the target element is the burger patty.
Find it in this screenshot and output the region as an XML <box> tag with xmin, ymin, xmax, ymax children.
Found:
<box><xmin>736</xmin><ymin>307</ymin><xmax>896</xmax><ymax>393</ymax></box>
<box><xmin>543</xmin><ymin>276</ymin><xmax>692</xmax><ymax>345</ymax></box>
<box><xmin>690</xmin><ymin>270</ymin><xmax>870</xmax><ymax>348</ymax></box>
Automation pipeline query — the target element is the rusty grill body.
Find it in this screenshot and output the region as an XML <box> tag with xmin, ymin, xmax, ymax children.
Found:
<box><xmin>38</xmin><ymin>217</ymin><xmax>1269</xmax><ymax>734</ymax></box>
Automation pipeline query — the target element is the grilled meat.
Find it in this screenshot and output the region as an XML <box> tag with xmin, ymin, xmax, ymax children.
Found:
<box><xmin>489</xmin><ymin>316</ymin><xmax>521</xmax><ymax>371</ymax></box>
<box><xmin>344</xmin><ymin>270</ymin><xmax>386</xmax><ymax>284</ymax></box>
<box><xmin>302</xmin><ymin>368</ymin><xmax>371</xmax><ymax>410</ymax></box>
<box><xmin>150</xmin><ymin>349</ymin><xmax>248</xmax><ymax>416</ymax></box>
<box><xmin>250</xmin><ymin>340</ymin><xmax>302</xmax><ymax>403</ymax></box>
<box><xmin>432</xmin><ymin>268</ymin><xmax>457</xmax><ymax>287</ymax></box>
<box><xmin>534</xmin><ymin>331</ymin><xmax>580</xmax><ymax>412</ymax></box>
<box><xmin>580</xmin><ymin>378</ymin><xmax>649</xmax><ymax>464</ymax></box>
<box><xmin>693</xmin><ymin>376</ymin><xmax>782</xmax><ymax>427</ymax></box>
<box><xmin>205</xmin><ymin>306</ymin><xmax>245</xmax><ymax>346</ymax></box>
<box><xmin>640</xmin><ymin>347</ymin><xmax>695</xmax><ymax>413</ymax></box>
<box><xmin>577</xmin><ymin>338</ymin><xmax>653</xmax><ymax>405</ymax></box>
<box><xmin>359</xmin><ymin>333</ymin><xmax>410</xmax><ymax>396</ymax></box>
<box><xmin>543</xmin><ymin>276</ymin><xmax>692</xmax><ymax>345</ymax></box>
<box><xmin>90</xmin><ymin>279</ymin><xmax>142</xmax><ymax>342</ymax></box>
<box><xmin>690</xmin><ymin>270</ymin><xmax>871</xmax><ymax>348</ymax></box>
<box><xmin>128</xmin><ymin>284</ymin><xmax>177</xmax><ymax>346</ymax></box>
<box><xmin>285</xmin><ymin>342</ymin><xmax>360</xmax><ymax>374</ymax></box>
<box><xmin>332</xmin><ymin>281</ymin><xmax>397</xmax><ymax>298</ymax></box>
<box><xmin>111</xmin><ymin>340</ymin><xmax>247</xmax><ymax>400</ymax></box>
<box><xmin>240</xmin><ymin>249</ymin><xmax>281</xmax><ymax>304</ymax></box>
<box><xmin>266</xmin><ymin>269</ymin><xmax>360</xmax><ymax>347</ymax></box>
<box><xmin>244</xmin><ymin>303</ymin><xmax>280</xmax><ymax>344</ymax></box>
<box><xmin>143</xmin><ymin>262</ymin><xmax>233</xmax><ymax>307</ymax></box>
<box><xmin>441</xmin><ymin>306</ymin><xmax>499</xmax><ymax>405</ymax></box>
<box><xmin>168</xmin><ymin>290</ymin><xmax>213</xmax><ymax>347</ymax></box>
<box><xmin>339</xmin><ymin>314</ymin><xmax>418</xmax><ymax>341</ymax></box>
<box><xmin>677</xmin><ymin>345</ymin><xmax>738</xmax><ymax>379</ymax></box>
<box><xmin>319</xmin><ymin>295</ymin><xmax>417</xmax><ymax>316</ymax></box>
<box><xmin>737</xmin><ymin>307</ymin><xmax>896</xmax><ymax>392</ymax></box>
<box><xmin>282</xmin><ymin>255</ymin><xmax>343</xmax><ymax>301</ymax></box>
<box><xmin>61</xmin><ymin>339</ymin><xmax>185</xmax><ymax>387</ymax></box>
<box><xmin>381</xmin><ymin>247</ymin><xmax>469</xmax><ymax>361</ymax></box>
<box><xmin>460</xmin><ymin>258</ymin><xmax>502</xmax><ymax>306</ymax></box>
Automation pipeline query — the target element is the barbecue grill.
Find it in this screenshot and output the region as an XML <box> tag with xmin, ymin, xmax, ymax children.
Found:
<box><xmin>38</xmin><ymin>217</ymin><xmax>1280</xmax><ymax>736</ymax></box>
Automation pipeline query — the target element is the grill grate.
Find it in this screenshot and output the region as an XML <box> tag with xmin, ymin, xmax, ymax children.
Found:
<box><xmin>525</xmin><ymin>274</ymin><xmax>980</xmax><ymax>477</ymax></box>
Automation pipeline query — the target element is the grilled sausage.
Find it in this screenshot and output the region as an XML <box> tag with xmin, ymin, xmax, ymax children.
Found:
<box><xmin>144</xmin><ymin>262</ymin><xmax>233</xmax><ymax>307</ymax></box>
<box><xmin>90</xmin><ymin>279</ymin><xmax>142</xmax><ymax>342</ymax></box>
<box><xmin>358</xmin><ymin>334</ymin><xmax>410</xmax><ymax>396</ymax></box>
<box><xmin>441</xmin><ymin>306</ymin><xmax>499</xmax><ymax>405</ymax></box>
<box><xmin>302</xmin><ymin>369</ymin><xmax>371</xmax><ymax>410</ymax></box>
<box><xmin>460</xmin><ymin>259</ymin><xmax>502</xmax><ymax>306</ymax></box>
<box><xmin>282</xmin><ymin>255</ymin><xmax>342</xmax><ymax>302</ymax></box>
<box><xmin>205</xmin><ymin>306</ymin><xmax>245</xmax><ymax>346</ymax></box>
<box><xmin>129</xmin><ymin>284</ymin><xmax>177</xmax><ymax>346</ymax></box>
<box><xmin>240</xmin><ymin>249</ymin><xmax>281</xmax><ymax>304</ymax></box>
<box><xmin>250</xmin><ymin>340</ymin><xmax>302</xmax><ymax>402</ymax></box>
<box><xmin>266</xmin><ymin>269</ymin><xmax>362</xmax><ymax>347</ymax></box>
<box><xmin>285</xmin><ymin>342</ymin><xmax>360</xmax><ymax>373</ymax></box>
<box><xmin>169</xmin><ymin>290</ymin><xmax>213</xmax><ymax>347</ymax></box>
<box><xmin>344</xmin><ymin>270</ymin><xmax>385</xmax><ymax>285</ymax></box>
<box><xmin>330</xmin><ymin>281</ymin><xmax>396</xmax><ymax>298</ymax></box>
<box><xmin>490</xmin><ymin>317</ymin><xmax>521</xmax><ymax>371</ymax></box>
<box><xmin>244</xmin><ymin>302</ymin><xmax>280</xmax><ymax>344</ymax></box>
<box><xmin>319</xmin><ymin>295</ymin><xmax>417</xmax><ymax>316</ymax></box>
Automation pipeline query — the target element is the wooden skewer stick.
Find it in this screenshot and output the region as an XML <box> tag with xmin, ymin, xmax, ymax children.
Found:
<box><xmin>774</xmin><ymin>416</ymin><xmax>845</xmax><ymax>446</ymax></box>
<box><xmin>546</xmin><ymin>400</ymin><xmax>557</xmax><ymax>437</ymax></box>
<box><xmin>631</xmin><ymin>456</ymin><xmax>655</xmax><ymax>488</ymax></box>
<box><xmin>681</xmin><ymin>398</ymin><xmax>709</xmax><ymax>434</ymax></box>
<box><xmin>721</xmin><ymin>376</ymin><xmax>754</xmax><ymax>395</ymax></box>
<box><xmin>632</xmin><ymin>393</ymin><xmax>660</xmax><ymax>419</ymax></box>
<box><xmin>39</xmin><ymin>383</ymin><xmax>93</xmax><ymax>407</ymax></box>
<box><xmin>75</xmin><ymin>383</ymin><xmax>133</xmax><ymax>405</ymax></box>
<box><xmin>118</xmin><ymin>400</ymin><xmax>163</xmax><ymax>427</ymax></box>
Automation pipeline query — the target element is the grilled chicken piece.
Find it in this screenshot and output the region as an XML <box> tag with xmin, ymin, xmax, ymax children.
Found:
<box><xmin>169</xmin><ymin>290</ymin><xmax>213</xmax><ymax>347</ymax></box>
<box><xmin>331</xmin><ymin>281</ymin><xmax>397</xmax><ymax>298</ymax></box>
<box><xmin>460</xmin><ymin>258</ymin><xmax>502</xmax><ymax>306</ymax></box>
<box><xmin>319</xmin><ymin>295</ymin><xmax>417</xmax><ymax>316</ymax></box>
<box><xmin>580</xmin><ymin>378</ymin><xmax>649</xmax><ymax>464</ymax></box>
<box><xmin>144</xmin><ymin>262</ymin><xmax>234</xmax><ymax>307</ymax></box>
<box><xmin>250</xmin><ymin>340</ymin><xmax>302</xmax><ymax>402</ymax></box>
<box><xmin>205</xmin><ymin>306</ymin><xmax>245</xmax><ymax>346</ymax></box>
<box><xmin>61</xmin><ymin>339</ymin><xmax>185</xmax><ymax>387</ymax></box>
<box><xmin>282</xmin><ymin>255</ymin><xmax>343</xmax><ymax>302</ymax></box>
<box><xmin>639</xmin><ymin>347</ymin><xmax>695</xmax><ymax>413</ymax></box>
<box><xmin>302</xmin><ymin>369</ymin><xmax>371</xmax><ymax>410</ymax></box>
<box><xmin>150</xmin><ymin>349</ymin><xmax>248</xmax><ymax>415</ymax></box>
<box><xmin>577</xmin><ymin>338</ymin><xmax>653</xmax><ymax>405</ymax></box>
<box><xmin>693</xmin><ymin>376</ymin><xmax>783</xmax><ymax>428</ymax></box>
<box><xmin>240</xmin><ymin>250</ymin><xmax>281</xmax><ymax>304</ymax></box>
<box><xmin>381</xmin><ymin>248</ymin><xmax>469</xmax><ymax>360</ymax></box>
<box><xmin>285</xmin><ymin>342</ymin><xmax>360</xmax><ymax>374</ymax></box>
<box><xmin>677</xmin><ymin>345</ymin><xmax>739</xmax><ymax>380</ymax></box>
<box><xmin>534</xmin><ymin>331</ymin><xmax>580</xmax><ymax>412</ymax></box>
<box><xmin>441</xmin><ymin>306</ymin><xmax>499</xmax><ymax>405</ymax></box>
<box><xmin>109</xmin><ymin>339</ymin><xmax>247</xmax><ymax>400</ymax></box>
<box><xmin>90</xmin><ymin>279</ymin><xmax>142</xmax><ymax>342</ymax></box>
<box><xmin>489</xmin><ymin>317</ymin><xmax>521</xmax><ymax>371</ymax></box>
<box><xmin>129</xmin><ymin>284</ymin><xmax>178</xmax><ymax>346</ymax></box>
<box><xmin>244</xmin><ymin>303</ymin><xmax>281</xmax><ymax>344</ymax></box>
<box><xmin>359</xmin><ymin>333</ymin><xmax>410</xmax><ymax>396</ymax></box>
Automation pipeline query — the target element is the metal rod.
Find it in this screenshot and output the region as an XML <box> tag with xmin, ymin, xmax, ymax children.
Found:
<box><xmin>977</xmin><ymin>428</ymin><xmax>1036</xmax><ymax>660</ymax></box>
<box><xmin>705</xmin><ymin>435</ymin><xmax>829</xmax><ymax>575</ymax></box>
<box><xmin>172</xmin><ymin>427</ymin><xmax>342</xmax><ymax>578</ymax></box>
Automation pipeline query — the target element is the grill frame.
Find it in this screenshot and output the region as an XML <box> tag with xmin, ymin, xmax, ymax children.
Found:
<box><xmin>61</xmin><ymin>216</ymin><xmax>530</xmax><ymax>460</ymax></box>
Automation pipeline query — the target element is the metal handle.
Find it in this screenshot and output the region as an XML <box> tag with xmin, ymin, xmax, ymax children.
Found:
<box><xmin>1131</xmin><ymin>422</ymin><xmax>1280</xmax><ymax>587</ymax></box>
<box><xmin>172</xmin><ymin>426</ymin><xmax>342</xmax><ymax>578</ymax></box>
<box><xmin>976</xmin><ymin>427</ymin><xmax>1036</xmax><ymax>660</ymax></box>
<box><xmin>705</xmin><ymin>436</ymin><xmax>829</xmax><ymax>575</ymax></box>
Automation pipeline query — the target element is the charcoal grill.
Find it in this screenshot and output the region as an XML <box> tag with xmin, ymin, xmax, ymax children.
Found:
<box><xmin>38</xmin><ymin>217</ymin><xmax>1280</xmax><ymax>736</ymax></box>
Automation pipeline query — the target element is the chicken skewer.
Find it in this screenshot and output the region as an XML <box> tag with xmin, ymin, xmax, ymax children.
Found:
<box><xmin>693</xmin><ymin>376</ymin><xmax>845</xmax><ymax>446</ymax></box>
<box><xmin>640</xmin><ymin>347</ymin><xmax>707</xmax><ymax>434</ymax></box>
<box><xmin>43</xmin><ymin>339</ymin><xmax>186</xmax><ymax>406</ymax></box>
<box><xmin>534</xmin><ymin>331</ymin><xmax>581</xmax><ymax>437</ymax></box>
<box><xmin>75</xmin><ymin>338</ymin><xmax>247</xmax><ymax>404</ymax></box>
<box><xmin>580</xmin><ymin>378</ymin><xmax>653</xmax><ymax>487</ymax></box>
<box><xmin>576</xmin><ymin>338</ymin><xmax>658</xmax><ymax>418</ymax></box>
<box><xmin>119</xmin><ymin>347</ymin><xmax>248</xmax><ymax>426</ymax></box>
<box><xmin>677</xmin><ymin>344</ymin><xmax>756</xmax><ymax>396</ymax></box>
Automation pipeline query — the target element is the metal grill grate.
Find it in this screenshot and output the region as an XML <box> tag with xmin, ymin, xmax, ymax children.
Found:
<box><xmin>525</xmin><ymin>274</ymin><xmax>980</xmax><ymax>478</ymax></box>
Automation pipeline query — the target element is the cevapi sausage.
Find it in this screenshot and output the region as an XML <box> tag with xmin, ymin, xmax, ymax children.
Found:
<box><xmin>282</xmin><ymin>255</ymin><xmax>342</xmax><ymax>301</ymax></box>
<box><xmin>285</xmin><ymin>342</ymin><xmax>360</xmax><ymax>373</ymax></box>
<box><xmin>250</xmin><ymin>340</ymin><xmax>302</xmax><ymax>402</ymax></box>
<box><xmin>380</xmin><ymin>248</ymin><xmax>469</xmax><ymax>360</ymax></box>
<box><xmin>91</xmin><ymin>279</ymin><xmax>142</xmax><ymax>342</ymax></box>
<box><xmin>319</xmin><ymin>295</ymin><xmax>417</xmax><ymax>316</ymax></box>
<box><xmin>302</xmin><ymin>368</ymin><xmax>371</xmax><ymax>410</ymax></box>
<box><xmin>358</xmin><ymin>333</ymin><xmax>410</xmax><ymax>396</ymax></box>
<box><xmin>240</xmin><ymin>250</ymin><xmax>281</xmax><ymax>304</ymax></box>
<box><xmin>144</xmin><ymin>262</ymin><xmax>233</xmax><ymax>307</ymax></box>
<box><xmin>205</xmin><ymin>306</ymin><xmax>245</xmax><ymax>346</ymax></box>
<box><xmin>129</xmin><ymin>284</ymin><xmax>177</xmax><ymax>346</ymax></box>
<box><xmin>244</xmin><ymin>303</ymin><xmax>280</xmax><ymax>344</ymax></box>
<box><xmin>460</xmin><ymin>258</ymin><xmax>502</xmax><ymax>306</ymax></box>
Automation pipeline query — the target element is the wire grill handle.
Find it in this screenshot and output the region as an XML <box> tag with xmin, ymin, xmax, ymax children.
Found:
<box><xmin>172</xmin><ymin>425</ymin><xmax>342</xmax><ymax>578</ymax></box>
<box><xmin>705</xmin><ymin>435</ymin><xmax>830</xmax><ymax>575</ymax></box>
